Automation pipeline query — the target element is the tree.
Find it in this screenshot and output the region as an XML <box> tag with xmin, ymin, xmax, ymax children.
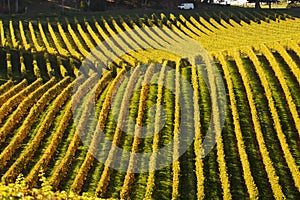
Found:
<box><xmin>255</xmin><ymin>0</ymin><xmax>261</xmax><ymax>8</ymax></box>
<box><xmin>90</xmin><ymin>0</ymin><xmax>106</xmax><ymax>11</ymax></box>
<box><xmin>267</xmin><ymin>0</ymin><xmax>271</xmax><ymax>9</ymax></box>
<box><xmin>15</xmin><ymin>0</ymin><xmax>18</xmax><ymax>12</ymax></box>
<box><xmin>2</xmin><ymin>0</ymin><xmax>20</xmax><ymax>14</ymax></box>
<box><xmin>7</xmin><ymin>0</ymin><xmax>10</xmax><ymax>13</ymax></box>
<box><xmin>86</xmin><ymin>0</ymin><xmax>91</xmax><ymax>10</ymax></box>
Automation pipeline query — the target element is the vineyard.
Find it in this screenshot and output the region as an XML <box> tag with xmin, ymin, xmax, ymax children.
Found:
<box><xmin>0</xmin><ymin>8</ymin><xmax>300</xmax><ymax>199</ymax></box>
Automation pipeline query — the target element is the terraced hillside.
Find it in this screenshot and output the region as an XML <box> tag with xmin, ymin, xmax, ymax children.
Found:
<box><xmin>0</xmin><ymin>9</ymin><xmax>300</xmax><ymax>199</ymax></box>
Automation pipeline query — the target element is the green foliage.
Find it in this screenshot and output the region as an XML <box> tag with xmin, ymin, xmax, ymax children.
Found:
<box><xmin>0</xmin><ymin>173</ymin><xmax>111</xmax><ymax>199</ymax></box>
